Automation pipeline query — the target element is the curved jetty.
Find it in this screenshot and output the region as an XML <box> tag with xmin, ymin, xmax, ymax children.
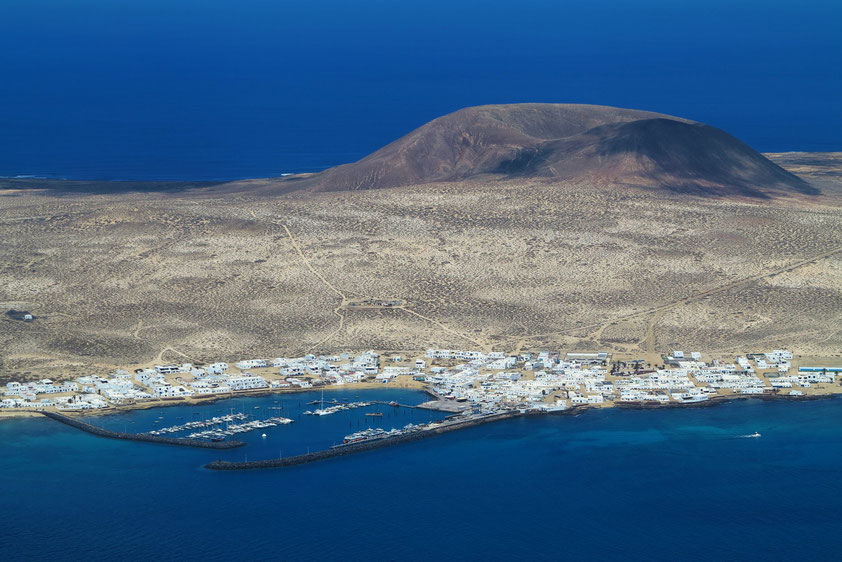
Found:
<box><xmin>206</xmin><ymin>411</ymin><xmax>519</xmax><ymax>470</ymax></box>
<box><xmin>40</xmin><ymin>411</ymin><xmax>245</xmax><ymax>449</ymax></box>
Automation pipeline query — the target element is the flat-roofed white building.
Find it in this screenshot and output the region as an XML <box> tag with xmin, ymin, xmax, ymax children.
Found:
<box><xmin>227</xmin><ymin>375</ymin><xmax>268</xmax><ymax>391</ymax></box>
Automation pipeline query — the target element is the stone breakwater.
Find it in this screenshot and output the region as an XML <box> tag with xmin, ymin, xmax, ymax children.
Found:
<box><xmin>205</xmin><ymin>411</ymin><xmax>522</xmax><ymax>470</ymax></box>
<box><xmin>40</xmin><ymin>411</ymin><xmax>245</xmax><ymax>449</ymax></box>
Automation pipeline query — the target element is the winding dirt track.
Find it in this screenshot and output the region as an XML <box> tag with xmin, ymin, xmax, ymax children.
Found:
<box><xmin>274</xmin><ymin>224</ymin><xmax>842</xmax><ymax>356</ymax></box>
<box><xmin>155</xmin><ymin>346</ymin><xmax>196</xmax><ymax>364</ymax></box>
<box><xmin>605</xmin><ymin>243</ymin><xmax>842</xmax><ymax>354</ymax></box>
<box><xmin>400</xmin><ymin>307</ymin><xmax>488</xmax><ymax>350</ymax></box>
<box><xmin>280</xmin><ymin>224</ymin><xmax>347</xmax><ymax>353</ymax></box>
<box><xmin>636</xmin><ymin>242</ymin><xmax>842</xmax><ymax>353</ymax></box>
<box><xmin>281</xmin><ymin>223</ymin><xmax>487</xmax><ymax>352</ymax></box>
<box><xmin>498</xmin><ymin>242</ymin><xmax>842</xmax><ymax>353</ymax></box>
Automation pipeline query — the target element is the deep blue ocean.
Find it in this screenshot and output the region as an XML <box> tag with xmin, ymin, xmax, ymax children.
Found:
<box><xmin>1</xmin><ymin>0</ymin><xmax>840</xmax><ymax>181</ymax></box>
<box><xmin>3</xmin><ymin>391</ymin><xmax>842</xmax><ymax>561</ymax></box>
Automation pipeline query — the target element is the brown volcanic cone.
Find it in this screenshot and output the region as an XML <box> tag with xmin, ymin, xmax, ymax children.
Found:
<box><xmin>496</xmin><ymin>117</ymin><xmax>818</xmax><ymax>197</ymax></box>
<box><xmin>260</xmin><ymin>103</ymin><xmax>817</xmax><ymax>198</ymax></box>
<box><xmin>309</xmin><ymin>103</ymin><xmax>683</xmax><ymax>191</ymax></box>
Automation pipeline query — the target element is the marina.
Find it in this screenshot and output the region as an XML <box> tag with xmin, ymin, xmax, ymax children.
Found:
<box><xmin>39</xmin><ymin>411</ymin><xmax>245</xmax><ymax>449</ymax></box>
<box><xmin>303</xmin><ymin>401</ymin><xmax>374</xmax><ymax>416</ymax></box>
<box><xmin>339</xmin><ymin>423</ymin><xmax>425</xmax><ymax>444</ymax></box>
<box><xmin>146</xmin><ymin>413</ymin><xmax>249</xmax><ymax>435</ymax></box>
<box><xmin>145</xmin><ymin>410</ymin><xmax>296</xmax><ymax>441</ymax></box>
<box><xmin>19</xmin><ymin>345</ymin><xmax>842</xmax><ymax>466</ymax></box>
<box><xmin>206</xmin><ymin>410</ymin><xmax>520</xmax><ymax>470</ymax></box>
<box><xmin>186</xmin><ymin>416</ymin><xmax>293</xmax><ymax>440</ymax></box>
<box><xmin>8</xmin><ymin>389</ymin><xmax>842</xmax><ymax>560</ymax></box>
<box><xmin>31</xmin><ymin>389</ymin><xmax>450</xmax><ymax>461</ymax></box>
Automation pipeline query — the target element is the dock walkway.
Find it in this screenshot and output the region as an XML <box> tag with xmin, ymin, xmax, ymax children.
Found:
<box><xmin>205</xmin><ymin>411</ymin><xmax>519</xmax><ymax>470</ymax></box>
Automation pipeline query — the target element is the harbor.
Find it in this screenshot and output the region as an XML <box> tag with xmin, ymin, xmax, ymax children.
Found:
<box><xmin>19</xmin><ymin>346</ymin><xmax>842</xmax><ymax>471</ymax></box>
<box><xmin>10</xmin><ymin>380</ymin><xmax>842</xmax><ymax>560</ymax></box>
<box><xmin>205</xmin><ymin>410</ymin><xmax>520</xmax><ymax>470</ymax></box>
<box><xmin>303</xmin><ymin>399</ymin><xmax>374</xmax><ymax>416</ymax></box>
<box><xmin>302</xmin><ymin>399</ymin><xmax>421</xmax><ymax>416</ymax></box>
<box><xmin>146</xmin><ymin>413</ymin><xmax>249</xmax><ymax>435</ymax></box>
<box><xmin>37</xmin><ymin>382</ymin><xmax>839</xmax><ymax>472</ymax></box>
<box><xmin>40</xmin><ymin>411</ymin><xmax>245</xmax><ymax>449</ymax></box>
<box><xmin>186</xmin><ymin>416</ymin><xmax>293</xmax><ymax>440</ymax></box>
<box><xmin>35</xmin><ymin>389</ymin><xmax>450</xmax><ymax>458</ymax></box>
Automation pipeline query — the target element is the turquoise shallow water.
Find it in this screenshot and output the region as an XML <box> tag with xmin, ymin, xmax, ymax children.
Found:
<box><xmin>2</xmin><ymin>391</ymin><xmax>842</xmax><ymax>560</ymax></box>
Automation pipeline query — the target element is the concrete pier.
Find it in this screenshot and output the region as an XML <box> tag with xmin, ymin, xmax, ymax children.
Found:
<box><xmin>206</xmin><ymin>411</ymin><xmax>520</xmax><ymax>470</ymax></box>
<box><xmin>416</xmin><ymin>399</ymin><xmax>471</xmax><ymax>413</ymax></box>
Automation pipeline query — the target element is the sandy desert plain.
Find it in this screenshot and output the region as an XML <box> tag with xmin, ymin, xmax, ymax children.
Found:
<box><xmin>1</xmin><ymin>152</ymin><xmax>841</xmax><ymax>383</ymax></box>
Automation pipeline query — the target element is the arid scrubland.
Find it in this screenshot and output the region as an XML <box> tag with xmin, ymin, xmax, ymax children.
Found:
<box><xmin>1</xmin><ymin>154</ymin><xmax>841</xmax><ymax>381</ymax></box>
